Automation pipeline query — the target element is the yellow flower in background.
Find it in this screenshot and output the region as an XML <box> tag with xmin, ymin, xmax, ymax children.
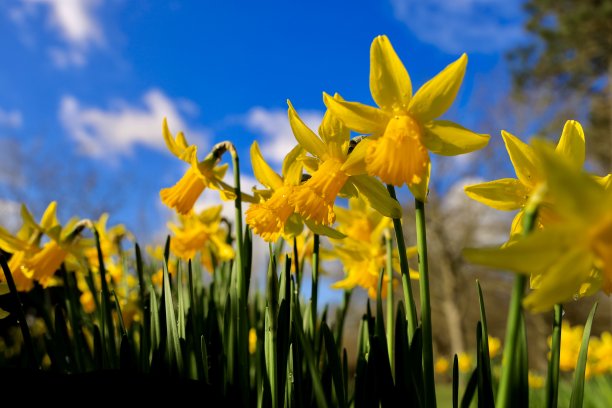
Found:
<box><xmin>0</xmin><ymin>202</ymin><xmax>81</xmax><ymax>290</ymax></box>
<box><xmin>464</xmin><ymin>141</ymin><xmax>612</xmax><ymax>311</ymax></box>
<box><xmin>168</xmin><ymin>205</ymin><xmax>234</xmax><ymax>272</ymax></box>
<box><xmin>465</xmin><ymin>120</ymin><xmax>608</xmax><ymax>240</ymax></box>
<box><xmin>330</xmin><ymin>197</ymin><xmax>417</xmax><ymax>298</ymax></box>
<box><xmin>435</xmin><ymin>357</ymin><xmax>450</xmax><ymax>374</ymax></box>
<box><xmin>528</xmin><ymin>372</ymin><xmax>545</xmax><ymax>389</ymax></box>
<box><xmin>457</xmin><ymin>352</ymin><xmax>473</xmax><ymax>373</ymax></box>
<box><xmin>558</xmin><ymin>322</ymin><xmax>584</xmax><ymax>371</ymax></box>
<box><xmin>160</xmin><ymin>119</ymin><xmax>239</xmax><ymax>215</ymax></box>
<box><xmin>249</xmin><ymin>328</ymin><xmax>257</xmax><ymax>354</ymax></box>
<box><xmin>589</xmin><ymin>331</ymin><xmax>612</xmax><ymax>375</ymax></box>
<box><xmin>488</xmin><ymin>335</ymin><xmax>502</xmax><ymax>358</ymax></box>
<box><xmin>287</xmin><ymin>97</ymin><xmax>402</xmax><ymax>225</ymax></box>
<box><xmin>324</xmin><ymin>35</ymin><xmax>489</xmax><ymax>201</ymax></box>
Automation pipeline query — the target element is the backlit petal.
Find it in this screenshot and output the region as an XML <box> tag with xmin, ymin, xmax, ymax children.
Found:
<box><xmin>423</xmin><ymin>120</ymin><xmax>490</xmax><ymax>156</ymax></box>
<box><xmin>555</xmin><ymin>120</ymin><xmax>585</xmax><ymax>167</ymax></box>
<box><xmin>464</xmin><ymin>178</ymin><xmax>528</xmax><ymax>211</ymax></box>
<box><xmin>369</xmin><ymin>35</ymin><xmax>412</xmax><ymax>112</ymax></box>
<box><xmin>408</xmin><ymin>54</ymin><xmax>467</xmax><ymax>123</ymax></box>
<box><xmin>287</xmin><ymin>100</ymin><xmax>327</xmax><ymax>159</ymax></box>
<box><xmin>502</xmin><ymin>130</ymin><xmax>541</xmax><ymax>187</ymax></box>
<box><xmin>323</xmin><ymin>92</ymin><xmax>390</xmax><ymax>135</ymax></box>
<box><xmin>350</xmin><ymin>175</ymin><xmax>402</xmax><ymax>219</ymax></box>
<box><xmin>250</xmin><ymin>141</ymin><xmax>283</xmax><ymax>190</ymax></box>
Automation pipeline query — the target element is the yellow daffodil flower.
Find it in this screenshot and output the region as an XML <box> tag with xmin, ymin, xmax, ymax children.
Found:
<box><xmin>434</xmin><ymin>357</ymin><xmax>450</xmax><ymax>375</ymax></box>
<box><xmin>323</xmin><ymin>35</ymin><xmax>489</xmax><ymax>201</ymax></box>
<box><xmin>464</xmin><ymin>120</ymin><xmax>608</xmax><ymax>239</ymax></box>
<box><xmin>464</xmin><ymin>141</ymin><xmax>612</xmax><ymax>311</ymax></box>
<box><xmin>0</xmin><ymin>202</ymin><xmax>60</xmax><ymax>291</ymax></box>
<box><xmin>168</xmin><ymin>205</ymin><xmax>234</xmax><ymax>272</ymax></box>
<box><xmin>246</xmin><ymin>141</ymin><xmax>345</xmax><ymax>242</ymax></box>
<box><xmin>160</xmin><ymin>119</ymin><xmax>240</xmax><ymax>215</ymax></box>
<box><xmin>287</xmin><ymin>96</ymin><xmax>403</xmax><ymax>226</ymax></box>
<box><xmin>528</xmin><ymin>372</ymin><xmax>545</xmax><ymax>389</ymax></box>
<box><xmin>330</xmin><ymin>197</ymin><xmax>417</xmax><ymax>298</ymax></box>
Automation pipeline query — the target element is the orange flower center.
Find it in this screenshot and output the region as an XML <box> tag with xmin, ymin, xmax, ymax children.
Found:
<box><xmin>366</xmin><ymin>115</ymin><xmax>429</xmax><ymax>188</ymax></box>
<box><xmin>246</xmin><ymin>186</ymin><xmax>295</xmax><ymax>242</ymax></box>
<box><xmin>290</xmin><ymin>159</ymin><xmax>349</xmax><ymax>225</ymax></box>
<box><xmin>590</xmin><ymin>214</ymin><xmax>612</xmax><ymax>293</ymax></box>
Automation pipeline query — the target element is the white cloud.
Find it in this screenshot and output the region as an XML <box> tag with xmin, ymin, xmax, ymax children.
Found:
<box><xmin>0</xmin><ymin>199</ymin><xmax>22</xmax><ymax>232</ymax></box>
<box><xmin>244</xmin><ymin>106</ymin><xmax>324</xmax><ymax>166</ymax></box>
<box><xmin>11</xmin><ymin>0</ymin><xmax>105</xmax><ymax>67</ymax></box>
<box><xmin>390</xmin><ymin>0</ymin><xmax>525</xmax><ymax>54</ymax></box>
<box><xmin>0</xmin><ymin>108</ymin><xmax>23</xmax><ymax>128</ymax></box>
<box><xmin>59</xmin><ymin>89</ymin><xmax>208</xmax><ymax>159</ymax></box>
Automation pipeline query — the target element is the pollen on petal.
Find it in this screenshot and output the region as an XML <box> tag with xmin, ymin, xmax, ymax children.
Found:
<box><xmin>290</xmin><ymin>159</ymin><xmax>349</xmax><ymax>226</ymax></box>
<box><xmin>246</xmin><ymin>186</ymin><xmax>294</xmax><ymax>242</ymax></box>
<box><xmin>366</xmin><ymin>115</ymin><xmax>430</xmax><ymax>188</ymax></box>
<box><xmin>160</xmin><ymin>167</ymin><xmax>206</xmax><ymax>215</ymax></box>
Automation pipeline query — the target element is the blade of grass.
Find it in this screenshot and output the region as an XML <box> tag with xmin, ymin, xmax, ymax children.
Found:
<box><xmin>569</xmin><ymin>301</ymin><xmax>598</xmax><ymax>408</ymax></box>
<box><xmin>545</xmin><ymin>304</ymin><xmax>563</xmax><ymax>408</ymax></box>
<box><xmin>476</xmin><ymin>281</ymin><xmax>494</xmax><ymax>405</ymax></box>
<box><xmin>322</xmin><ymin>322</ymin><xmax>346</xmax><ymax>407</ymax></box>
<box><xmin>162</xmin><ymin>260</ymin><xmax>183</xmax><ymax>374</ymax></box>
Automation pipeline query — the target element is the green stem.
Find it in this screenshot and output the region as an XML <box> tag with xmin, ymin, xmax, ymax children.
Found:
<box><xmin>385</xmin><ymin>234</ymin><xmax>394</xmax><ymax>370</ymax></box>
<box><xmin>311</xmin><ymin>234</ymin><xmax>320</xmax><ymax>338</ymax></box>
<box><xmin>497</xmin><ymin>207</ymin><xmax>538</xmax><ymax>408</ymax></box>
<box><xmin>335</xmin><ymin>289</ymin><xmax>352</xmax><ymax>350</ymax></box>
<box><xmin>230</xmin><ymin>147</ymin><xmax>249</xmax><ymax>405</ymax></box>
<box><xmin>293</xmin><ymin>237</ymin><xmax>301</xmax><ymax>292</ymax></box>
<box><xmin>415</xmin><ymin>198</ymin><xmax>436</xmax><ymax>408</ymax></box>
<box><xmin>0</xmin><ymin>253</ymin><xmax>38</xmax><ymax>369</ymax></box>
<box><xmin>386</xmin><ymin>185</ymin><xmax>418</xmax><ymax>340</ymax></box>
<box><xmin>545</xmin><ymin>304</ymin><xmax>563</xmax><ymax>408</ymax></box>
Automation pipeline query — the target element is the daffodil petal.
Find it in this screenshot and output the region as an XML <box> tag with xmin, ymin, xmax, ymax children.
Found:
<box><xmin>282</xmin><ymin>144</ymin><xmax>305</xmax><ymax>186</ymax></box>
<box><xmin>555</xmin><ymin>120</ymin><xmax>585</xmax><ymax>167</ymax></box>
<box><xmin>339</xmin><ymin>179</ymin><xmax>359</xmax><ymax>198</ymax></box>
<box><xmin>40</xmin><ymin>201</ymin><xmax>58</xmax><ymax>230</ymax></box>
<box><xmin>350</xmin><ymin>174</ymin><xmax>402</xmax><ymax>219</ymax></box>
<box><xmin>318</xmin><ymin>94</ymin><xmax>351</xmax><ymax>153</ymax></box>
<box><xmin>501</xmin><ymin>130</ymin><xmax>540</xmax><ymax>187</ymax></box>
<box><xmin>464</xmin><ymin>226</ymin><xmax>576</xmax><ymax>276</ymax></box>
<box><xmin>370</xmin><ymin>35</ymin><xmax>412</xmax><ymax>111</ymax></box>
<box><xmin>0</xmin><ymin>226</ymin><xmax>29</xmax><ymax>252</ymax></box>
<box><xmin>250</xmin><ymin>141</ymin><xmax>283</xmax><ymax>190</ymax></box>
<box><xmin>532</xmin><ymin>140</ymin><xmax>608</xmax><ymax>221</ymax></box>
<box><xmin>340</xmin><ymin>138</ymin><xmax>370</xmax><ymax>176</ymax></box>
<box><xmin>287</xmin><ymin>100</ymin><xmax>327</xmax><ymax>159</ymax></box>
<box><xmin>304</xmin><ymin>219</ymin><xmax>346</xmax><ymax>239</ymax></box>
<box><xmin>423</xmin><ymin>120</ymin><xmax>490</xmax><ymax>156</ymax></box>
<box><xmin>595</xmin><ymin>173</ymin><xmax>612</xmax><ymax>190</ymax></box>
<box><xmin>0</xmin><ymin>307</ymin><xmax>9</xmax><ymax>319</ymax></box>
<box><xmin>323</xmin><ymin>92</ymin><xmax>390</xmax><ymax>135</ymax></box>
<box><xmin>408</xmin><ymin>54</ymin><xmax>467</xmax><ymax>123</ymax></box>
<box><xmin>523</xmin><ymin>248</ymin><xmax>594</xmax><ymax>312</ymax></box>
<box><xmin>464</xmin><ymin>178</ymin><xmax>528</xmax><ymax>211</ymax></box>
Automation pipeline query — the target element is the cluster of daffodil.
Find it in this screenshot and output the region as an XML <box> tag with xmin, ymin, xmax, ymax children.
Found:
<box><xmin>555</xmin><ymin>322</ymin><xmax>612</xmax><ymax>379</ymax></box>
<box><xmin>0</xmin><ymin>34</ymin><xmax>609</xmax><ymax>407</ymax></box>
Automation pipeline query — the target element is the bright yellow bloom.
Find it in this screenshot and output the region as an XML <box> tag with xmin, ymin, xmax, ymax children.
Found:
<box><xmin>330</xmin><ymin>197</ymin><xmax>417</xmax><ymax>298</ymax></box>
<box><xmin>168</xmin><ymin>205</ymin><xmax>234</xmax><ymax>272</ymax></box>
<box><xmin>249</xmin><ymin>328</ymin><xmax>257</xmax><ymax>354</ymax></box>
<box><xmin>488</xmin><ymin>336</ymin><xmax>502</xmax><ymax>358</ymax></box>
<box><xmin>528</xmin><ymin>372</ymin><xmax>545</xmax><ymax>389</ymax></box>
<box><xmin>246</xmin><ymin>141</ymin><xmax>346</xmax><ymax>242</ymax></box>
<box><xmin>464</xmin><ymin>141</ymin><xmax>612</xmax><ymax>311</ymax></box>
<box><xmin>287</xmin><ymin>97</ymin><xmax>402</xmax><ymax>225</ymax></box>
<box><xmin>464</xmin><ymin>120</ymin><xmax>607</xmax><ymax>240</ymax></box>
<box><xmin>457</xmin><ymin>352</ymin><xmax>473</xmax><ymax>373</ymax></box>
<box><xmin>160</xmin><ymin>119</ymin><xmax>238</xmax><ymax>215</ymax></box>
<box><xmin>435</xmin><ymin>357</ymin><xmax>450</xmax><ymax>374</ymax></box>
<box><xmin>324</xmin><ymin>35</ymin><xmax>489</xmax><ymax>201</ymax></box>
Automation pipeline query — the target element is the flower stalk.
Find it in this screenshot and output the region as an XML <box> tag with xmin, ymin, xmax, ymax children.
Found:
<box><xmin>497</xmin><ymin>205</ymin><xmax>538</xmax><ymax>407</ymax></box>
<box><xmin>545</xmin><ymin>304</ymin><xmax>563</xmax><ymax>408</ymax></box>
<box><xmin>415</xmin><ymin>198</ymin><xmax>436</xmax><ymax>408</ymax></box>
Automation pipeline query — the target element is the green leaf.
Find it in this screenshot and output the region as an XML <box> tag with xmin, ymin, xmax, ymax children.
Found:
<box><xmin>177</xmin><ymin>263</ymin><xmax>186</xmax><ymax>340</ymax></box>
<box><xmin>460</xmin><ymin>369</ymin><xmax>478</xmax><ymax>408</ymax></box>
<box><xmin>476</xmin><ymin>281</ymin><xmax>494</xmax><ymax>406</ymax></box>
<box><xmin>394</xmin><ymin>301</ymin><xmax>420</xmax><ymax>406</ymax></box>
<box><xmin>570</xmin><ymin>301</ymin><xmax>598</xmax><ymax>408</ymax></box>
<box><xmin>322</xmin><ymin>322</ymin><xmax>346</xmax><ymax>407</ymax></box>
<box><xmin>149</xmin><ymin>284</ymin><xmax>160</xmax><ymax>353</ymax></box>
<box><xmin>162</xmin><ymin>260</ymin><xmax>184</xmax><ymax>374</ymax></box>
<box><xmin>119</xmin><ymin>334</ymin><xmax>134</xmax><ymax>371</ymax></box>
<box><xmin>545</xmin><ymin>304</ymin><xmax>563</xmax><ymax>408</ymax></box>
<box><xmin>200</xmin><ymin>335</ymin><xmax>210</xmax><ymax>384</ymax></box>
<box><xmin>453</xmin><ymin>354</ymin><xmax>459</xmax><ymax>408</ymax></box>
<box><xmin>112</xmin><ymin>290</ymin><xmax>127</xmax><ymax>337</ymax></box>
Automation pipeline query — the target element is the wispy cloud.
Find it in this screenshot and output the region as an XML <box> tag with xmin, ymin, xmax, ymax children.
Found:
<box><xmin>59</xmin><ymin>89</ymin><xmax>208</xmax><ymax>160</ymax></box>
<box><xmin>10</xmin><ymin>0</ymin><xmax>105</xmax><ymax>67</ymax></box>
<box><xmin>0</xmin><ymin>199</ymin><xmax>22</xmax><ymax>232</ymax></box>
<box><xmin>243</xmin><ymin>106</ymin><xmax>323</xmax><ymax>166</ymax></box>
<box><xmin>389</xmin><ymin>0</ymin><xmax>526</xmax><ymax>54</ymax></box>
<box><xmin>0</xmin><ymin>108</ymin><xmax>23</xmax><ymax>128</ymax></box>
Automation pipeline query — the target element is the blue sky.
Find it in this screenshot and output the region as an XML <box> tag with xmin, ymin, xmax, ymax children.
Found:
<box><xmin>0</xmin><ymin>0</ymin><xmax>528</xmax><ymax>239</ymax></box>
